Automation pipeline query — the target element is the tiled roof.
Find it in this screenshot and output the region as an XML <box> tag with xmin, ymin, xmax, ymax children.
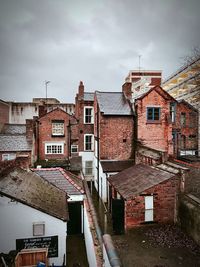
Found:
<box><xmin>108</xmin><ymin>164</ymin><xmax>175</xmax><ymax>200</ymax></box>
<box><xmin>84</xmin><ymin>92</ymin><xmax>94</xmax><ymax>101</ymax></box>
<box><xmin>101</xmin><ymin>160</ymin><xmax>134</xmax><ymax>173</ymax></box>
<box><xmin>2</xmin><ymin>124</ymin><xmax>26</xmax><ymax>134</ymax></box>
<box><xmin>0</xmin><ymin>167</ymin><xmax>68</xmax><ymax>221</ymax></box>
<box><xmin>0</xmin><ymin>135</ymin><xmax>32</xmax><ymax>151</ymax></box>
<box><xmin>33</xmin><ymin>168</ymin><xmax>84</xmax><ymax>195</ymax></box>
<box><xmin>96</xmin><ymin>92</ymin><xmax>132</xmax><ymax>115</ymax></box>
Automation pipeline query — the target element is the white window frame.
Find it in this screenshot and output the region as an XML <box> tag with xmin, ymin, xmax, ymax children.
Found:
<box><xmin>85</xmin><ymin>161</ymin><xmax>93</xmax><ymax>176</ymax></box>
<box><xmin>2</xmin><ymin>153</ymin><xmax>16</xmax><ymax>161</ymax></box>
<box><xmin>84</xmin><ymin>106</ymin><xmax>94</xmax><ymax>124</ymax></box>
<box><xmin>71</xmin><ymin>144</ymin><xmax>78</xmax><ymax>154</ymax></box>
<box><xmin>84</xmin><ymin>134</ymin><xmax>94</xmax><ymax>151</ymax></box>
<box><xmin>33</xmin><ymin>222</ymin><xmax>45</xmax><ymax>236</ymax></box>
<box><xmin>52</xmin><ymin>121</ymin><xmax>64</xmax><ymax>136</ymax></box>
<box><xmin>45</xmin><ymin>142</ymin><xmax>64</xmax><ymax>154</ymax></box>
<box><xmin>145</xmin><ymin>196</ymin><xmax>154</xmax><ymax>222</ymax></box>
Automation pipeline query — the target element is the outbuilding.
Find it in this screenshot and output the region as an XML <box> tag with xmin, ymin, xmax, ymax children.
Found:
<box><xmin>108</xmin><ymin>164</ymin><xmax>180</xmax><ymax>234</ymax></box>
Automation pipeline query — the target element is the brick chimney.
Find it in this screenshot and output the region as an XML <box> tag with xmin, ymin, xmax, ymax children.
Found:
<box><xmin>78</xmin><ymin>81</ymin><xmax>84</xmax><ymax>99</ymax></box>
<box><xmin>38</xmin><ymin>101</ymin><xmax>47</xmax><ymax>117</ymax></box>
<box><xmin>26</xmin><ymin>119</ymin><xmax>34</xmax><ymax>142</ymax></box>
<box><xmin>122</xmin><ymin>82</ymin><xmax>132</xmax><ymax>99</ymax></box>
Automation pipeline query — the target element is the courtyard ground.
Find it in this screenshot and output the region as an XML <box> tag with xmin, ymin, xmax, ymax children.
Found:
<box><xmin>112</xmin><ymin>224</ymin><xmax>200</xmax><ymax>267</ymax></box>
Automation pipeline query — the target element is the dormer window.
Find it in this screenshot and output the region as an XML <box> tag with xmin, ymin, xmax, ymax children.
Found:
<box><xmin>52</xmin><ymin>120</ymin><xmax>64</xmax><ymax>136</ymax></box>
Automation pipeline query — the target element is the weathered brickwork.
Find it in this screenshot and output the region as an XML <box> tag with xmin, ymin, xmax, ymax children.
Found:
<box><xmin>99</xmin><ymin>114</ymin><xmax>134</xmax><ymax>160</ymax></box>
<box><xmin>38</xmin><ymin>108</ymin><xmax>74</xmax><ymax>160</ymax></box>
<box><xmin>175</xmin><ymin>101</ymin><xmax>198</xmax><ymax>151</ymax></box>
<box><xmin>136</xmin><ymin>87</ymin><xmax>173</xmax><ymax>155</ymax></box>
<box><xmin>125</xmin><ymin>177</ymin><xmax>179</xmax><ymax>229</ymax></box>
<box><xmin>75</xmin><ymin>82</ymin><xmax>94</xmax><ymax>152</ymax></box>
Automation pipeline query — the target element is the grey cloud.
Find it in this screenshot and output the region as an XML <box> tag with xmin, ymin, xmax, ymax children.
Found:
<box><xmin>0</xmin><ymin>0</ymin><xmax>200</xmax><ymax>103</ymax></box>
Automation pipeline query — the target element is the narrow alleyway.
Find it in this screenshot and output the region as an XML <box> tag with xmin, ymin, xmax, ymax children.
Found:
<box><xmin>90</xmin><ymin>185</ymin><xmax>113</xmax><ymax>235</ymax></box>
<box><xmin>66</xmin><ymin>235</ymin><xmax>89</xmax><ymax>267</ymax></box>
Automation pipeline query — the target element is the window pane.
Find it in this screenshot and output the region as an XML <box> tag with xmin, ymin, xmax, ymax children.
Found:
<box><xmin>85</xmin><ymin>161</ymin><xmax>93</xmax><ymax>175</ymax></box>
<box><xmin>147</xmin><ymin>108</ymin><xmax>153</xmax><ymax>120</ymax></box>
<box><xmin>52</xmin><ymin>122</ymin><xmax>64</xmax><ymax>135</ymax></box>
<box><xmin>154</xmin><ymin>108</ymin><xmax>160</xmax><ymax>120</ymax></box>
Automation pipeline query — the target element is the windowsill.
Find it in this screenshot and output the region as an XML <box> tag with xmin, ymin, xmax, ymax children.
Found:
<box><xmin>51</xmin><ymin>135</ymin><xmax>65</xmax><ymax>137</ymax></box>
<box><xmin>84</xmin><ymin>123</ymin><xmax>94</xmax><ymax>125</ymax></box>
<box><xmin>146</xmin><ymin>121</ymin><xmax>161</xmax><ymax>124</ymax></box>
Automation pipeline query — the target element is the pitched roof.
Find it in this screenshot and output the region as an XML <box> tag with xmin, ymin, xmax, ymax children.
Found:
<box><xmin>108</xmin><ymin>164</ymin><xmax>175</xmax><ymax>200</ymax></box>
<box><xmin>1</xmin><ymin>124</ymin><xmax>26</xmax><ymax>135</ymax></box>
<box><xmin>136</xmin><ymin>85</ymin><xmax>176</xmax><ymax>102</ymax></box>
<box><xmin>32</xmin><ymin>168</ymin><xmax>84</xmax><ymax>195</ymax></box>
<box><xmin>0</xmin><ymin>135</ymin><xmax>32</xmax><ymax>151</ymax></box>
<box><xmin>101</xmin><ymin>160</ymin><xmax>134</xmax><ymax>173</ymax></box>
<box><xmin>84</xmin><ymin>92</ymin><xmax>94</xmax><ymax>101</ymax></box>
<box><xmin>0</xmin><ymin>167</ymin><xmax>68</xmax><ymax>221</ymax></box>
<box><xmin>96</xmin><ymin>92</ymin><xmax>132</xmax><ymax>115</ymax></box>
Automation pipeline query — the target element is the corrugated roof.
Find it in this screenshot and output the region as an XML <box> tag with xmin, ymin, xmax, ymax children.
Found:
<box><xmin>84</xmin><ymin>92</ymin><xmax>94</xmax><ymax>101</ymax></box>
<box><xmin>96</xmin><ymin>92</ymin><xmax>132</xmax><ymax>115</ymax></box>
<box><xmin>101</xmin><ymin>160</ymin><xmax>134</xmax><ymax>173</ymax></box>
<box><xmin>2</xmin><ymin>124</ymin><xmax>26</xmax><ymax>134</ymax></box>
<box><xmin>33</xmin><ymin>168</ymin><xmax>84</xmax><ymax>195</ymax></box>
<box><xmin>0</xmin><ymin>167</ymin><xmax>68</xmax><ymax>221</ymax></box>
<box><xmin>108</xmin><ymin>164</ymin><xmax>175</xmax><ymax>200</ymax></box>
<box><xmin>0</xmin><ymin>135</ymin><xmax>32</xmax><ymax>151</ymax></box>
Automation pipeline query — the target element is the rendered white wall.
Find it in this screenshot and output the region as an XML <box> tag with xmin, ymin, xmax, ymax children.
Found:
<box><xmin>0</xmin><ymin>196</ymin><xmax>67</xmax><ymax>266</ymax></box>
<box><xmin>83</xmin><ymin>201</ymin><xmax>97</xmax><ymax>267</ymax></box>
<box><xmin>9</xmin><ymin>105</ymin><xmax>38</xmax><ymax>124</ymax></box>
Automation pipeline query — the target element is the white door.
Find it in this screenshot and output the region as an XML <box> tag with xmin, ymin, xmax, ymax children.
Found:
<box><xmin>145</xmin><ymin>196</ymin><xmax>153</xmax><ymax>222</ymax></box>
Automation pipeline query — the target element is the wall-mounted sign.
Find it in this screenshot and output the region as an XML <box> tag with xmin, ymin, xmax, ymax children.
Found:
<box><xmin>16</xmin><ymin>236</ymin><xmax>58</xmax><ymax>258</ymax></box>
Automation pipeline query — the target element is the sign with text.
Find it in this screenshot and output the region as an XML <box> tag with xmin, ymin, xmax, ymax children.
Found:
<box><xmin>16</xmin><ymin>235</ymin><xmax>58</xmax><ymax>258</ymax></box>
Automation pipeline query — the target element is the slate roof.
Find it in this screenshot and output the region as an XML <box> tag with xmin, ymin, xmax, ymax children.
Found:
<box><xmin>2</xmin><ymin>124</ymin><xmax>26</xmax><ymax>134</ymax></box>
<box><xmin>33</xmin><ymin>168</ymin><xmax>84</xmax><ymax>195</ymax></box>
<box><xmin>101</xmin><ymin>160</ymin><xmax>134</xmax><ymax>173</ymax></box>
<box><xmin>108</xmin><ymin>164</ymin><xmax>175</xmax><ymax>200</ymax></box>
<box><xmin>0</xmin><ymin>135</ymin><xmax>32</xmax><ymax>151</ymax></box>
<box><xmin>0</xmin><ymin>167</ymin><xmax>68</xmax><ymax>221</ymax></box>
<box><xmin>84</xmin><ymin>92</ymin><xmax>94</xmax><ymax>101</ymax></box>
<box><xmin>96</xmin><ymin>92</ymin><xmax>132</xmax><ymax>115</ymax></box>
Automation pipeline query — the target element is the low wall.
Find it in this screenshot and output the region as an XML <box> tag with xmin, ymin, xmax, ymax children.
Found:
<box><xmin>178</xmin><ymin>194</ymin><xmax>200</xmax><ymax>245</ymax></box>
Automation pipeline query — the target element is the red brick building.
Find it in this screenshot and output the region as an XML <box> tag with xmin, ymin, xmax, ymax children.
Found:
<box><xmin>74</xmin><ymin>81</ymin><xmax>94</xmax><ymax>179</ymax></box>
<box><xmin>37</xmin><ymin>107</ymin><xmax>76</xmax><ymax>161</ymax></box>
<box><xmin>108</xmin><ymin>164</ymin><xmax>180</xmax><ymax>233</ymax></box>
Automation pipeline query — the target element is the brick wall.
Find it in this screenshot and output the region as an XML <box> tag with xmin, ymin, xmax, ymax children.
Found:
<box><xmin>98</xmin><ymin>114</ymin><xmax>134</xmax><ymax>160</ymax></box>
<box><xmin>0</xmin><ymin>101</ymin><xmax>9</xmax><ymax>125</ymax></box>
<box><xmin>175</xmin><ymin>102</ymin><xmax>198</xmax><ymax>151</ymax></box>
<box><xmin>125</xmin><ymin>176</ymin><xmax>179</xmax><ymax>229</ymax></box>
<box><xmin>38</xmin><ymin>108</ymin><xmax>73</xmax><ymax>160</ymax></box>
<box><xmin>136</xmin><ymin>88</ymin><xmax>173</xmax><ymax>155</ymax></box>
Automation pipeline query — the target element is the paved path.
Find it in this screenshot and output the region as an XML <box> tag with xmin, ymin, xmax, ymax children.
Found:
<box><xmin>66</xmin><ymin>235</ymin><xmax>89</xmax><ymax>267</ymax></box>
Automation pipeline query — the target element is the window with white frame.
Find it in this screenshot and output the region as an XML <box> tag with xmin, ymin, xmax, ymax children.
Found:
<box><xmin>71</xmin><ymin>144</ymin><xmax>78</xmax><ymax>153</ymax></box>
<box><xmin>84</xmin><ymin>134</ymin><xmax>93</xmax><ymax>151</ymax></box>
<box><xmin>85</xmin><ymin>161</ymin><xmax>93</xmax><ymax>175</ymax></box>
<box><xmin>84</xmin><ymin>107</ymin><xmax>94</xmax><ymax>124</ymax></box>
<box><xmin>52</xmin><ymin>121</ymin><xmax>64</xmax><ymax>136</ymax></box>
<box><xmin>45</xmin><ymin>142</ymin><xmax>64</xmax><ymax>154</ymax></box>
<box><xmin>33</xmin><ymin>222</ymin><xmax>45</xmax><ymax>236</ymax></box>
<box><xmin>2</xmin><ymin>153</ymin><xmax>16</xmax><ymax>161</ymax></box>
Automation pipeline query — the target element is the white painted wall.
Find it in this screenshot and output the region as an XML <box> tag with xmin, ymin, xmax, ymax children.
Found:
<box><xmin>103</xmin><ymin>244</ymin><xmax>111</xmax><ymax>267</ymax></box>
<box><xmin>9</xmin><ymin>104</ymin><xmax>38</xmax><ymax>124</ymax></box>
<box><xmin>83</xmin><ymin>201</ymin><xmax>97</xmax><ymax>267</ymax></box>
<box><xmin>79</xmin><ymin>151</ymin><xmax>95</xmax><ymax>181</ymax></box>
<box><xmin>0</xmin><ymin>196</ymin><xmax>67</xmax><ymax>266</ymax></box>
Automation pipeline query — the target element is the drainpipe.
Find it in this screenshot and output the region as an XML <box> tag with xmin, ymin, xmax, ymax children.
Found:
<box><xmin>133</xmin><ymin>103</ymin><xmax>138</xmax><ymax>164</ymax></box>
<box><xmin>103</xmin><ymin>234</ymin><xmax>123</xmax><ymax>267</ymax></box>
<box><xmin>97</xmin><ymin>104</ymin><xmax>100</xmax><ymax>199</ymax></box>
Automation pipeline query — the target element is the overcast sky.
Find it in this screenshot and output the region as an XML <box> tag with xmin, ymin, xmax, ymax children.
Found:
<box><xmin>0</xmin><ymin>0</ymin><xmax>200</xmax><ymax>103</ymax></box>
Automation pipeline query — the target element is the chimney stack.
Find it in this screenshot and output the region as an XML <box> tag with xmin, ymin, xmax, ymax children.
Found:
<box><xmin>78</xmin><ymin>81</ymin><xmax>84</xmax><ymax>99</ymax></box>
<box><xmin>122</xmin><ymin>82</ymin><xmax>132</xmax><ymax>100</ymax></box>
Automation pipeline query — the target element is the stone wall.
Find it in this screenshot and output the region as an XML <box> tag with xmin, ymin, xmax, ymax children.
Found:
<box><xmin>178</xmin><ymin>194</ymin><xmax>200</xmax><ymax>245</ymax></box>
